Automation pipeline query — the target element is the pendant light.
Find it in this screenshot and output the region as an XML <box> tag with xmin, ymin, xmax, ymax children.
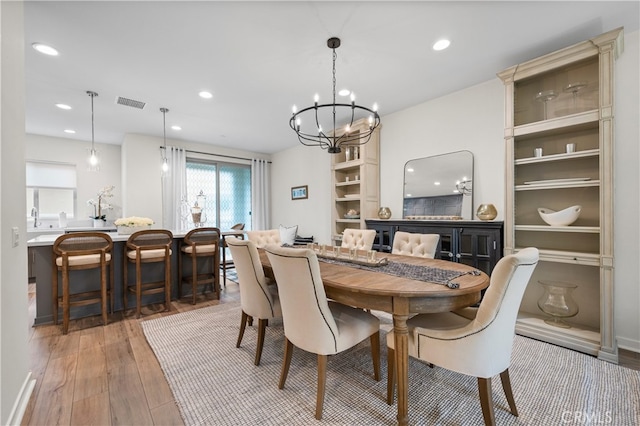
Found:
<box><xmin>87</xmin><ymin>91</ymin><xmax>100</xmax><ymax>171</ymax></box>
<box><xmin>160</xmin><ymin>107</ymin><xmax>169</xmax><ymax>173</ymax></box>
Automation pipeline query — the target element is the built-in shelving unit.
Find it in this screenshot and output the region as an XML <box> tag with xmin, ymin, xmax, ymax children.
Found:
<box><xmin>331</xmin><ymin>118</ymin><xmax>380</xmax><ymax>245</ymax></box>
<box><xmin>498</xmin><ymin>27</ymin><xmax>623</xmax><ymax>362</ymax></box>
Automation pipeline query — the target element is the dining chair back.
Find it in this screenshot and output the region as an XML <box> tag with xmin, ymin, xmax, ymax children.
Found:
<box><xmin>179</xmin><ymin>227</ymin><xmax>221</xmax><ymax>304</ymax></box>
<box><xmin>246</xmin><ymin>229</ymin><xmax>281</xmax><ymax>248</ymax></box>
<box><xmin>265</xmin><ymin>244</ymin><xmax>381</xmax><ymax>420</ymax></box>
<box><xmin>123</xmin><ymin>229</ymin><xmax>173</xmax><ymax>318</ymax></box>
<box><xmin>341</xmin><ymin>228</ymin><xmax>376</xmax><ymax>251</ymax></box>
<box><xmin>386</xmin><ymin>247</ymin><xmax>539</xmax><ymax>425</ymax></box>
<box><xmin>226</xmin><ymin>236</ymin><xmax>281</xmax><ymax>365</ymax></box>
<box><xmin>52</xmin><ymin>232</ymin><xmax>113</xmax><ymax>334</ymax></box>
<box><xmin>391</xmin><ymin>231</ymin><xmax>439</xmax><ymax>258</ymax></box>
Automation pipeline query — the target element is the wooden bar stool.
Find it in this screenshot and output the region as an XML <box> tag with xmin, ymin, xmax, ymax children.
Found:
<box><xmin>123</xmin><ymin>229</ymin><xmax>173</xmax><ymax>318</ymax></box>
<box><xmin>221</xmin><ymin>223</ymin><xmax>245</xmax><ymax>284</ymax></box>
<box><xmin>52</xmin><ymin>232</ymin><xmax>113</xmax><ymax>334</ymax></box>
<box><xmin>178</xmin><ymin>227</ymin><xmax>221</xmax><ymax>304</ymax></box>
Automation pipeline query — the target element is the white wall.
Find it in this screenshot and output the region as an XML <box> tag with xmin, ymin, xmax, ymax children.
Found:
<box><xmin>271</xmin><ymin>30</ymin><xmax>640</xmax><ymax>351</ymax></box>
<box><xmin>271</xmin><ymin>144</ymin><xmax>331</xmax><ymax>242</ymax></box>
<box><xmin>25</xmin><ymin>135</ymin><xmax>122</xmax><ymax>225</ymax></box>
<box><xmin>1</xmin><ymin>1</ymin><xmax>31</xmax><ymax>423</ymax></box>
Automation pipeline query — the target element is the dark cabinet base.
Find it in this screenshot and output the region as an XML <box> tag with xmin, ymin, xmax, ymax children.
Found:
<box><xmin>366</xmin><ymin>219</ymin><xmax>504</xmax><ymax>276</ymax></box>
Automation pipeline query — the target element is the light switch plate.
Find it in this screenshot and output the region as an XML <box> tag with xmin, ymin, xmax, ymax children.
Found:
<box><xmin>12</xmin><ymin>227</ymin><xmax>19</xmax><ymax>247</ymax></box>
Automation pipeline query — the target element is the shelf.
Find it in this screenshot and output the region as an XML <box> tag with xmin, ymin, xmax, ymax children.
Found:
<box><xmin>333</xmin><ymin>160</ymin><xmax>362</xmax><ymax>171</ymax></box>
<box><xmin>514</xmin><ymin>247</ymin><xmax>600</xmax><ymax>265</ymax></box>
<box><xmin>515</xmin><ymin>225</ymin><xmax>599</xmax><ymax>233</ymax></box>
<box><xmin>516</xmin><ymin>180</ymin><xmax>599</xmax><ymax>191</ymax></box>
<box><xmin>515</xmin><ymin>149</ymin><xmax>599</xmax><ymax>165</ymax></box>
<box><xmin>336</xmin><ymin>197</ymin><xmax>361</xmax><ymax>202</ymax></box>
<box><xmin>335</xmin><ymin>219</ymin><xmax>361</xmax><ymax>224</ymax></box>
<box><xmin>335</xmin><ymin>180</ymin><xmax>360</xmax><ymax>186</ymax></box>
<box><xmin>516</xmin><ymin>312</ymin><xmax>600</xmax><ymax>356</ymax></box>
<box><xmin>513</xmin><ymin>110</ymin><xmax>599</xmax><ymax>137</ymax></box>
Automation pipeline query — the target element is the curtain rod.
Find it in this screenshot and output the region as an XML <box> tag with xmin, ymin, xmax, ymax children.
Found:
<box><xmin>160</xmin><ymin>146</ymin><xmax>271</xmax><ymax>164</ymax></box>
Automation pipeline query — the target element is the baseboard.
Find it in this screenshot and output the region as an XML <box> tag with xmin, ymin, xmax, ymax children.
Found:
<box><xmin>617</xmin><ymin>337</ymin><xmax>640</xmax><ymax>353</ymax></box>
<box><xmin>6</xmin><ymin>372</ymin><xmax>35</xmax><ymax>426</ymax></box>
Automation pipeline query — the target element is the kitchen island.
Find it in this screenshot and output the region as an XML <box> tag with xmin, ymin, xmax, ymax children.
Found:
<box><xmin>28</xmin><ymin>230</ymin><xmax>189</xmax><ymax>325</ymax></box>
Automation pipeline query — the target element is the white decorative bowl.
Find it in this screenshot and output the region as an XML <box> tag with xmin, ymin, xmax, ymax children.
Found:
<box><xmin>538</xmin><ymin>205</ymin><xmax>582</xmax><ymax>226</ymax></box>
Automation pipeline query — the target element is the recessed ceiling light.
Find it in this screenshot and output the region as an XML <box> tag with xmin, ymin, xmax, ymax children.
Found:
<box><xmin>199</xmin><ymin>91</ymin><xmax>213</xmax><ymax>99</ymax></box>
<box><xmin>338</xmin><ymin>89</ymin><xmax>350</xmax><ymax>97</ymax></box>
<box><xmin>433</xmin><ymin>39</ymin><xmax>451</xmax><ymax>51</ymax></box>
<box><xmin>32</xmin><ymin>43</ymin><xmax>59</xmax><ymax>56</ymax></box>
<box><xmin>64</xmin><ymin>129</ymin><xmax>76</xmax><ymax>134</ymax></box>
<box><xmin>407</xmin><ymin>168</ymin><xmax>414</xmax><ymax>172</ymax></box>
<box><xmin>434</xmin><ymin>181</ymin><xmax>441</xmax><ymax>185</ymax></box>
<box><xmin>171</xmin><ymin>125</ymin><xmax>182</xmax><ymax>131</ymax></box>
<box><xmin>55</xmin><ymin>103</ymin><xmax>71</xmax><ymax>110</ymax></box>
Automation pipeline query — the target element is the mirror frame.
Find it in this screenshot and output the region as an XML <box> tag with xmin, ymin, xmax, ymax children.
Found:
<box><xmin>402</xmin><ymin>150</ymin><xmax>474</xmax><ymax>220</ymax></box>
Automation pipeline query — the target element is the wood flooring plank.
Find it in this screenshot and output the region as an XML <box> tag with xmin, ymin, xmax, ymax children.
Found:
<box><xmin>129</xmin><ymin>335</ymin><xmax>175</xmax><ymax>409</ymax></box>
<box><xmin>108</xmin><ymin>362</ymin><xmax>154</xmax><ymax>426</ymax></box>
<box><xmin>79</xmin><ymin>326</ymin><xmax>105</xmax><ymax>351</ymax></box>
<box><xmin>70</xmin><ymin>392</ymin><xmax>111</xmax><ymax>426</ymax></box>
<box><xmin>150</xmin><ymin>401</ymin><xmax>184</xmax><ymax>426</ymax></box>
<box><xmin>27</xmin><ymin>353</ymin><xmax>77</xmax><ymax>426</ymax></box>
<box><xmin>104</xmin><ymin>340</ymin><xmax>136</xmax><ymax>374</ymax></box>
<box><xmin>51</xmin><ymin>332</ymin><xmax>81</xmax><ymax>360</ymax></box>
<box><xmin>74</xmin><ymin>345</ymin><xmax>108</xmax><ymax>402</ymax></box>
<box><xmin>103</xmin><ymin>320</ymin><xmax>128</xmax><ymax>346</ymax></box>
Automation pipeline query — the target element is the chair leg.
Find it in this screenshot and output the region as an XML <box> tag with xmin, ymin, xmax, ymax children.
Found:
<box><xmin>315</xmin><ymin>354</ymin><xmax>327</xmax><ymax>420</ymax></box>
<box><xmin>278</xmin><ymin>338</ymin><xmax>294</xmax><ymax>389</ymax></box>
<box><xmin>178</xmin><ymin>252</ymin><xmax>184</xmax><ymax>301</ymax></box>
<box><xmin>123</xmin><ymin>255</ymin><xmax>128</xmax><ymax>313</ymax></box>
<box><xmin>478</xmin><ymin>377</ymin><xmax>496</xmax><ymax>426</ymax></box>
<box><xmin>255</xmin><ymin>318</ymin><xmax>268</xmax><ymax>366</ymax></box>
<box><xmin>191</xmin><ymin>253</ymin><xmax>197</xmax><ymax>305</ymax></box>
<box><xmin>370</xmin><ymin>331</ymin><xmax>381</xmax><ymax>381</ymax></box>
<box><xmin>101</xmin><ymin>263</ymin><xmax>108</xmax><ymax>327</ymax></box>
<box><xmin>135</xmin><ymin>259</ymin><xmax>142</xmax><ymax>319</ymax></box>
<box><xmin>500</xmin><ymin>368</ymin><xmax>518</xmax><ymax>417</ymax></box>
<box><xmin>52</xmin><ymin>265</ymin><xmax>59</xmax><ymax>325</ymax></box>
<box><xmin>236</xmin><ymin>311</ymin><xmax>248</xmax><ymax>348</ymax></box>
<box><xmin>165</xmin><ymin>254</ymin><xmax>172</xmax><ymax>312</ymax></box>
<box><xmin>387</xmin><ymin>347</ymin><xmax>395</xmax><ymax>405</ymax></box>
<box><xmin>62</xmin><ymin>265</ymin><xmax>70</xmax><ymax>335</ymax></box>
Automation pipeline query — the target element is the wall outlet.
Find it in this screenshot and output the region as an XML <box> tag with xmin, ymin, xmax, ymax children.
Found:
<box><xmin>12</xmin><ymin>227</ymin><xmax>19</xmax><ymax>247</ymax></box>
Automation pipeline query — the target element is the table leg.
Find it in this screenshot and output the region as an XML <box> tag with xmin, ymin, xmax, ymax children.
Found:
<box><xmin>393</xmin><ymin>303</ymin><xmax>410</xmax><ymax>426</ymax></box>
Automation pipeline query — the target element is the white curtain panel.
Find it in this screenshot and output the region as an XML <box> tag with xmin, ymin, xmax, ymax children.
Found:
<box><xmin>251</xmin><ymin>158</ymin><xmax>271</xmax><ymax>230</ymax></box>
<box><xmin>161</xmin><ymin>146</ymin><xmax>187</xmax><ymax>229</ymax></box>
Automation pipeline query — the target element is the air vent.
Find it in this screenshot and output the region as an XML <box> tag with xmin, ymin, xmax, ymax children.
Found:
<box><xmin>116</xmin><ymin>96</ymin><xmax>146</xmax><ymax>109</ymax></box>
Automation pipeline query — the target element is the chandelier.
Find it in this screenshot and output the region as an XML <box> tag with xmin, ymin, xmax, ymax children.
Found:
<box><xmin>289</xmin><ymin>37</ymin><xmax>381</xmax><ymax>154</ymax></box>
<box><xmin>87</xmin><ymin>90</ymin><xmax>99</xmax><ymax>171</ymax></box>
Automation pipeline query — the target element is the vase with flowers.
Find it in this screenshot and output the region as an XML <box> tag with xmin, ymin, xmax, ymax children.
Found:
<box><xmin>87</xmin><ymin>185</ymin><xmax>114</xmax><ymax>227</ymax></box>
<box><xmin>114</xmin><ymin>216</ymin><xmax>154</xmax><ymax>234</ymax></box>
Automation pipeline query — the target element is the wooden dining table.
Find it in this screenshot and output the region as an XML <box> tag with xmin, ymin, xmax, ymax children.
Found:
<box><xmin>259</xmin><ymin>249</ymin><xmax>490</xmax><ymax>426</ymax></box>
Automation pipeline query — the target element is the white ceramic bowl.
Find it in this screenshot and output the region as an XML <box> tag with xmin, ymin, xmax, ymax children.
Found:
<box><xmin>538</xmin><ymin>205</ymin><xmax>582</xmax><ymax>226</ymax></box>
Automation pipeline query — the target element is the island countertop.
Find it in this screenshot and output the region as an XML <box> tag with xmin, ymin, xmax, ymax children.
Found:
<box><xmin>27</xmin><ymin>229</ymin><xmax>188</xmax><ymax>247</ymax></box>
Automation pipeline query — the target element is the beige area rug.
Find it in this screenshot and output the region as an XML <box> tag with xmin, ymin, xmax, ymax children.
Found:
<box><xmin>142</xmin><ymin>302</ymin><xmax>639</xmax><ymax>425</ymax></box>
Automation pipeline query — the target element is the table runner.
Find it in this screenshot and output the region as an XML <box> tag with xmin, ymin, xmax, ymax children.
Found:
<box><xmin>319</xmin><ymin>257</ymin><xmax>481</xmax><ymax>288</ymax></box>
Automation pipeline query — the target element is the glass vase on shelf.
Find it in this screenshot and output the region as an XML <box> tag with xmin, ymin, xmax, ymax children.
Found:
<box><xmin>537</xmin><ymin>280</ymin><xmax>579</xmax><ymax>328</ymax></box>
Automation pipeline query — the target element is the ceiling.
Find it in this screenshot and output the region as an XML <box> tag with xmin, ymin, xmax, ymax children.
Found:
<box><xmin>24</xmin><ymin>1</ymin><xmax>639</xmax><ymax>155</ymax></box>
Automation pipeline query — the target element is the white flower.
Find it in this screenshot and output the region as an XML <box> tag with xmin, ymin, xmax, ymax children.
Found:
<box><xmin>114</xmin><ymin>216</ymin><xmax>154</xmax><ymax>227</ymax></box>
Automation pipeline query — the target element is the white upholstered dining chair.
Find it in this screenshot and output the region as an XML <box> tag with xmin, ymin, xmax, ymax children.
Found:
<box><xmin>264</xmin><ymin>245</ymin><xmax>381</xmax><ymax>420</ymax></box>
<box><xmin>226</xmin><ymin>237</ymin><xmax>281</xmax><ymax>366</ymax></box>
<box><xmin>386</xmin><ymin>247</ymin><xmax>539</xmax><ymax>426</ymax></box>
<box><xmin>246</xmin><ymin>229</ymin><xmax>281</xmax><ymax>248</ymax></box>
<box><xmin>341</xmin><ymin>228</ymin><xmax>376</xmax><ymax>251</ymax></box>
<box><xmin>391</xmin><ymin>231</ymin><xmax>440</xmax><ymax>258</ymax></box>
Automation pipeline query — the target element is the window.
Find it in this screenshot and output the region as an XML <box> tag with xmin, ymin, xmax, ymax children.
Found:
<box><xmin>185</xmin><ymin>160</ymin><xmax>251</xmax><ymax>230</ymax></box>
<box><xmin>26</xmin><ymin>161</ymin><xmax>77</xmax><ymax>220</ymax></box>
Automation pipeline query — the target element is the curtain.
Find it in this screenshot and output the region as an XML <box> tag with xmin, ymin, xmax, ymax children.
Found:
<box><xmin>161</xmin><ymin>146</ymin><xmax>187</xmax><ymax>229</ymax></box>
<box><xmin>251</xmin><ymin>158</ymin><xmax>270</xmax><ymax>230</ymax></box>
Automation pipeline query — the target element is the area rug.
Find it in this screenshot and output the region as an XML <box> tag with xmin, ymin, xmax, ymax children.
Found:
<box><xmin>142</xmin><ymin>302</ymin><xmax>640</xmax><ymax>425</ymax></box>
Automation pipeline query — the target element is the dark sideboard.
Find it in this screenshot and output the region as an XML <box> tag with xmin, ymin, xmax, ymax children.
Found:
<box><xmin>366</xmin><ymin>219</ymin><xmax>504</xmax><ymax>276</ymax></box>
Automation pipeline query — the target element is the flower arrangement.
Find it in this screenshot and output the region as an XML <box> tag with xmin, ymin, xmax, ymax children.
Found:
<box><xmin>87</xmin><ymin>185</ymin><xmax>115</xmax><ymax>221</ymax></box>
<box><xmin>114</xmin><ymin>216</ymin><xmax>154</xmax><ymax>227</ymax></box>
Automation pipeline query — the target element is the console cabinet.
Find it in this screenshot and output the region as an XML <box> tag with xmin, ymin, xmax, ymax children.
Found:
<box><xmin>498</xmin><ymin>28</ymin><xmax>622</xmax><ymax>362</ymax></box>
<box><xmin>365</xmin><ymin>219</ymin><xmax>503</xmax><ymax>276</ymax></box>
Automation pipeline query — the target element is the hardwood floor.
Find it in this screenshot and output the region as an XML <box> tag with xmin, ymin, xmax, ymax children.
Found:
<box><xmin>21</xmin><ymin>278</ymin><xmax>639</xmax><ymax>425</ymax></box>
<box><xmin>22</xmin><ymin>280</ymin><xmax>241</xmax><ymax>426</ymax></box>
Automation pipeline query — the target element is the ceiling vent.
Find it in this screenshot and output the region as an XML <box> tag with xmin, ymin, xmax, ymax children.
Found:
<box><xmin>116</xmin><ymin>96</ymin><xmax>146</xmax><ymax>109</ymax></box>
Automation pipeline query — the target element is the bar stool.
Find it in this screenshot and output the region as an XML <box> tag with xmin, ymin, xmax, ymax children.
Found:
<box><xmin>52</xmin><ymin>232</ymin><xmax>113</xmax><ymax>334</ymax></box>
<box><xmin>178</xmin><ymin>227</ymin><xmax>221</xmax><ymax>304</ymax></box>
<box><xmin>123</xmin><ymin>229</ymin><xmax>173</xmax><ymax>318</ymax></box>
<box><xmin>221</xmin><ymin>223</ymin><xmax>245</xmax><ymax>284</ymax></box>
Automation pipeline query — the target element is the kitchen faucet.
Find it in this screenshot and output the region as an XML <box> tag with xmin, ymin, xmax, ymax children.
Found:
<box><xmin>31</xmin><ymin>207</ymin><xmax>39</xmax><ymax>228</ymax></box>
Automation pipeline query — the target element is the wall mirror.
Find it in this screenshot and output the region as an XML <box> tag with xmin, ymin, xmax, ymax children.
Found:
<box><xmin>403</xmin><ymin>150</ymin><xmax>474</xmax><ymax>220</ymax></box>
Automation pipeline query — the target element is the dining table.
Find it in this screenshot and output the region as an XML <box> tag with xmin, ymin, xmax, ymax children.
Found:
<box><xmin>258</xmin><ymin>248</ymin><xmax>490</xmax><ymax>426</ymax></box>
